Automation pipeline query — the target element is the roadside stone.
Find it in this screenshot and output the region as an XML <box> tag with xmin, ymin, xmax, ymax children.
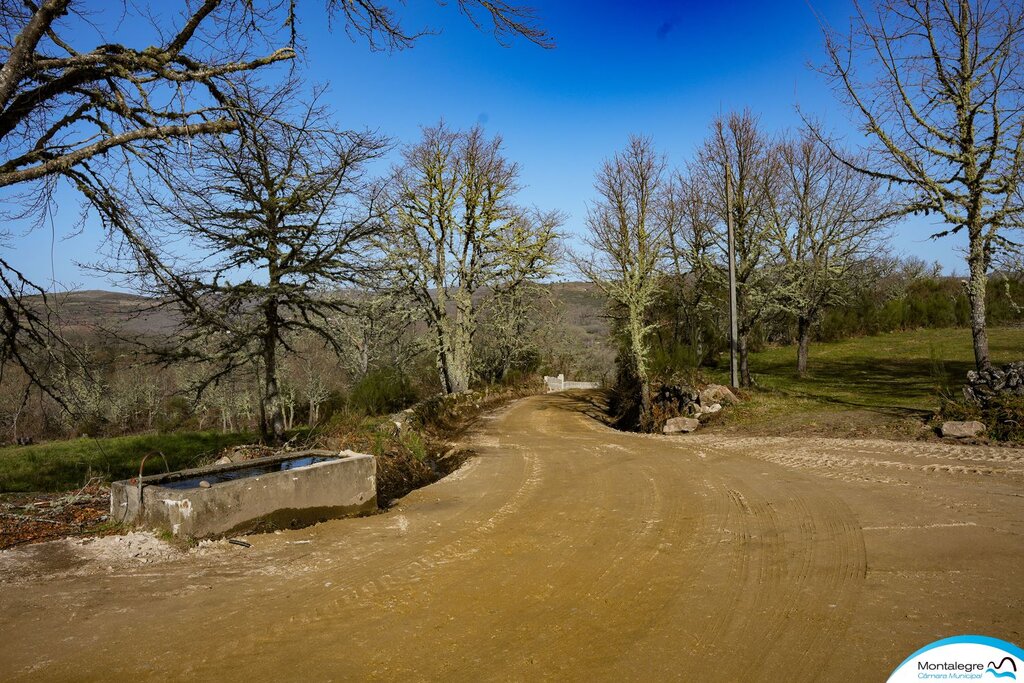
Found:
<box><xmin>663</xmin><ymin>416</ymin><xmax>700</xmax><ymax>434</ymax></box>
<box><xmin>214</xmin><ymin>456</ymin><xmax>232</xmax><ymax>465</ymax></box>
<box><xmin>703</xmin><ymin>403</ymin><xmax>722</xmax><ymax>414</ymax></box>
<box><xmin>941</xmin><ymin>420</ymin><xmax>986</xmax><ymax>438</ymax></box>
<box><xmin>700</xmin><ymin>384</ymin><xmax>738</xmax><ymax>406</ymax></box>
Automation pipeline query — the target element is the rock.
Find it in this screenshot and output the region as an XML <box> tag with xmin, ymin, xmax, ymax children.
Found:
<box><xmin>663</xmin><ymin>416</ymin><xmax>700</xmax><ymax>434</ymax></box>
<box><xmin>382</xmin><ymin>408</ymin><xmax>417</xmax><ymax>435</ymax></box>
<box><xmin>941</xmin><ymin>420</ymin><xmax>986</xmax><ymax>438</ymax></box>
<box><xmin>963</xmin><ymin>361</ymin><xmax>1024</xmax><ymax>406</ymax></box>
<box><xmin>654</xmin><ymin>384</ymin><xmax>699</xmax><ymax>410</ymax></box>
<box><xmin>700</xmin><ymin>384</ymin><xmax>738</xmax><ymax>406</ymax></box>
<box><xmin>214</xmin><ymin>456</ymin><xmax>232</xmax><ymax>466</ymax></box>
<box><xmin>703</xmin><ymin>403</ymin><xmax>722</xmax><ymax>414</ymax></box>
<box><xmin>198</xmin><ymin>480</ymin><xmax>212</xmax><ymax>488</ymax></box>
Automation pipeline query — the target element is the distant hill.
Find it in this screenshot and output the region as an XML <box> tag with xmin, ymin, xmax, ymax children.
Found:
<box><xmin>28</xmin><ymin>283</ymin><xmax>611</xmax><ymax>345</ymax></box>
<box><xmin>29</xmin><ymin>290</ymin><xmax>180</xmax><ymax>340</ymax></box>
<box><xmin>547</xmin><ymin>281</ymin><xmax>611</xmax><ymax>339</ymax></box>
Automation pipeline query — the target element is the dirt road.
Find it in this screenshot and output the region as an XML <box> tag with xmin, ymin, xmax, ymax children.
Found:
<box><xmin>2</xmin><ymin>392</ymin><xmax>1023</xmax><ymax>681</ymax></box>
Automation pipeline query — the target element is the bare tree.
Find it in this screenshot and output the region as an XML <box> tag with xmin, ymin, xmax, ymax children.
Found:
<box><xmin>660</xmin><ymin>171</ymin><xmax>721</xmax><ymax>366</ymax></box>
<box><xmin>476</xmin><ymin>280</ymin><xmax>547</xmax><ymax>382</ymax></box>
<box><xmin>381</xmin><ymin>122</ymin><xmax>560</xmax><ymax>394</ymax></box>
<box><xmin>0</xmin><ymin>0</ymin><xmax>550</xmax><ymax>407</ymax></box>
<box><xmin>692</xmin><ymin>111</ymin><xmax>784</xmax><ymax>386</ymax></box>
<box><xmin>0</xmin><ymin>0</ymin><xmax>548</xmax><ymax>198</ymax></box>
<box><xmin>815</xmin><ymin>0</ymin><xmax>1024</xmax><ymax>370</ymax></box>
<box><xmin>120</xmin><ymin>82</ymin><xmax>388</xmax><ymax>442</ymax></box>
<box><xmin>776</xmin><ymin>129</ymin><xmax>893</xmax><ymax>376</ymax></box>
<box><xmin>332</xmin><ymin>292</ymin><xmax>421</xmax><ymax>381</ymax></box>
<box><xmin>280</xmin><ymin>332</ymin><xmax>343</xmax><ymax>426</ymax></box>
<box><xmin>574</xmin><ymin>135</ymin><xmax>667</xmax><ymax>426</ymax></box>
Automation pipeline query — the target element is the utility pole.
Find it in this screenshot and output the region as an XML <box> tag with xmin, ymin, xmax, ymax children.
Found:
<box><xmin>726</xmin><ymin>167</ymin><xmax>739</xmax><ymax>389</ymax></box>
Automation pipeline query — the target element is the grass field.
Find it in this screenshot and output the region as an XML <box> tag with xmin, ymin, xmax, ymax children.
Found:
<box><xmin>0</xmin><ymin>431</ymin><xmax>254</xmax><ymax>493</ymax></box>
<box><xmin>707</xmin><ymin>327</ymin><xmax>1024</xmax><ymax>438</ymax></box>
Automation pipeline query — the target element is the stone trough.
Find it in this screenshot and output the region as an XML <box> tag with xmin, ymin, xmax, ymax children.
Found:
<box><xmin>110</xmin><ymin>449</ymin><xmax>376</xmax><ymax>539</ymax></box>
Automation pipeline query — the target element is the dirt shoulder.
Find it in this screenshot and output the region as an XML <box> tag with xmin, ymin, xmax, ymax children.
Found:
<box><xmin>1</xmin><ymin>392</ymin><xmax>1022</xmax><ymax>681</ymax></box>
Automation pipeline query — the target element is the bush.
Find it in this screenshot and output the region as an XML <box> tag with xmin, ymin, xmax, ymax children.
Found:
<box><xmin>937</xmin><ymin>394</ymin><xmax>1024</xmax><ymax>443</ymax></box>
<box><xmin>348</xmin><ymin>368</ymin><xmax>417</xmax><ymax>416</ymax></box>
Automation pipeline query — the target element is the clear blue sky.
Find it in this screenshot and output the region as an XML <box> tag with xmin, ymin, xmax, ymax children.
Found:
<box><xmin>12</xmin><ymin>0</ymin><xmax>968</xmax><ymax>292</ymax></box>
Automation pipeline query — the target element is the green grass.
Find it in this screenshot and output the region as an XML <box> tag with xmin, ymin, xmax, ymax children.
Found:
<box><xmin>0</xmin><ymin>431</ymin><xmax>254</xmax><ymax>493</ymax></box>
<box><xmin>706</xmin><ymin>327</ymin><xmax>1024</xmax><ymax>438</ymax></box>
<box><xmin>748</xmin><ymin>327</ymin><xmax>1024</xmax><ymax>410</ymax></box>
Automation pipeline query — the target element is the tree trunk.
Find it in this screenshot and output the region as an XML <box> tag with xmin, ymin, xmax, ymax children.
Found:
<box><xmin>738</xmin><ymin>334</ymin><xmax>751</xmax><ymax>387</ymax></box>
<box><xmin>444</xmin><ymin>326</ymin><xmax>472</xmax><ymax>393</ymax></box>
<box><xmin>638</xmin><ymin>376</ymin><xmax>652</xmax><ymax>428</ymax></box>
<box><xmin>439</xmin><ymin>295</ymin><xmax>474</xmax><ymax>394</ymax></box>
<box><xmin>629</xmin><ymin>308</ymin><xmax>653</xmax><ymax>428</ymax></box>
<box><xmin>967</xmin><ymin>237</ymin><xmax>991</xmax><ymax>371</ymax></box>
<box><xmin>796</xmin><ymin>316</ymin><xmax>811</xmax><ymax>378</ymax></box>
<box><xmin>262</xmin><ymin>329</ymin><xmax>286</xmax><ymax>443</ymax></box>
<box><xmin>434</xmin><ymin>322</ymin><xmax>454</xmax><ymax>394</ymax></box>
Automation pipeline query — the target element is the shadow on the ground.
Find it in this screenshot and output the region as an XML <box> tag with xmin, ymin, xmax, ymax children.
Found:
<box><xmin>756</xmin><ymin>354</ymin><xmax>964</xmax><ymax>416</ymax></box>
<box><xmin>541</xmin><ymin>390</ymin><xmax>613</xmax><ymax>426</ymax></box>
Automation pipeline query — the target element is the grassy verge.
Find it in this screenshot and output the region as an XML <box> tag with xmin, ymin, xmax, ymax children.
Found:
<box><xmin>0</xmin><ymin>431</ymin><xmax>255</xmax><ymax>493</ymax></box>
<box><xmin>704</xmin><ymin>327</ymin><xmax>1024</xmax><ymax>440</ymax></box>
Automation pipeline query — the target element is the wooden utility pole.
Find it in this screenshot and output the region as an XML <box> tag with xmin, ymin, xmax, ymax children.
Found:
<box><xmin>726</xmin><ymin>168</ymin><xmax>739</xmax><ymax>389</ymax></box>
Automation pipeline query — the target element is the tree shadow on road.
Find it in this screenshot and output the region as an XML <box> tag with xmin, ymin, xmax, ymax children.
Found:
<box><xmin>547</xmin><ymin>390</ymin><xmax>614</xmax><ymax>426</ymax></box>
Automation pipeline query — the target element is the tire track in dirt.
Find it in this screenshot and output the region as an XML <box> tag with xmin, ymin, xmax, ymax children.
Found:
<box><xmin>0</xmin><ymin>393</ymin><xmax>1021</xmax><ymax>682</ymax></box>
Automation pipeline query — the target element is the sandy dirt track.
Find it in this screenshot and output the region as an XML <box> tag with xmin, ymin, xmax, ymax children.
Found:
<box><xmin>1</xmin><ymin>392</ymin><xmax>1023</xmax><ymax>681</ymax></box>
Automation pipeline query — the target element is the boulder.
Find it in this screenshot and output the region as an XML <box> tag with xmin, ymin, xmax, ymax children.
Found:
<box><xmin>663</xmin><ymin>416</ymin><xmax>700</xmax><ymax>434</ymax></box>
<box><xmin>701</xmin><ymin>403</ymin><xmax>722</xmax><ymax>415</ymax></box>
<box><xmin>700</xmin><ymin>384</ymin><xmax>738</xmax><ymax>406</ymax></box>
<box><xmin>940</xmin><ymin>420</ymin><xmax>986</xmax><ymax>438</ymax></box>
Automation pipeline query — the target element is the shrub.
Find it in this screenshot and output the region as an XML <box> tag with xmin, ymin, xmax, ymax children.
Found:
<box><xmin>937</xmin><ymin>394</ymin><xmax>1024</xmax><ymax>443</ymax></box>
<box><xmin>348</xmin><ymin>368</ymin><xmax>417</xmax><ymax>416</ymax></box>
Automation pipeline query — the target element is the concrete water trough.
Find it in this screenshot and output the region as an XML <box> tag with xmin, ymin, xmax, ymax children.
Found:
<box><xmin>110</xmin><ymin>449</ymin><xmax>377</xmax><ymax>538</ymax></box>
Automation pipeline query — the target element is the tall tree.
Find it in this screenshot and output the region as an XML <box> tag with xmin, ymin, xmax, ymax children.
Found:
<box><xmin>775</xmin><ymin>129</ymin><xmax>893</xmax><ymax>376</ymax></box>
<box><xmin>816</xmin><ymin>0</ymin><xmax>1024</xmax><ymax>370</ymax></box>
<box><xmin>575</xmin><ymin>135</ymin><xmax>667</xmax><ymax>427</ymax></box>
<box><xmin>381</xmin><ymin>123</ymin><xmax>560</xmax><ymax>394</ymax></box>
<box><xmin>121</xmin><ymin>82</ymin><xmax>387</xmax><ymax>442</ymax></box>
<box><xmin>693</xmin><ymin>111</ymin><xmax>784</xmax><ymax>387</ymax></box>
<box><xmin>660</xmin><ymin>171</ymin><xmax>721</xmax><ymax>366</ymax></box>
<box><xmin>0</xmin><ymin>0</ymin><xmax>550</xmax><ymax>406</ymax></box>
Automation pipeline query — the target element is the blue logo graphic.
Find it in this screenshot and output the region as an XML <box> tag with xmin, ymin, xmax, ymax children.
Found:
<box><xmin>987</xmin><ymin>656</ymin><xmax>1018</xmax><ymax>679</ymax></box>
<box><xmin>888</xmin><ymin>635</ymin><xmax>1024</xmax><ymax>682</ymax></box>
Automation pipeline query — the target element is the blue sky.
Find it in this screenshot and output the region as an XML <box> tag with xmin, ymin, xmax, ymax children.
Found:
<box><xmin>12</xmin><ymin>0</ymin><xmax>968</xmax><ymax>291</ymax></box>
